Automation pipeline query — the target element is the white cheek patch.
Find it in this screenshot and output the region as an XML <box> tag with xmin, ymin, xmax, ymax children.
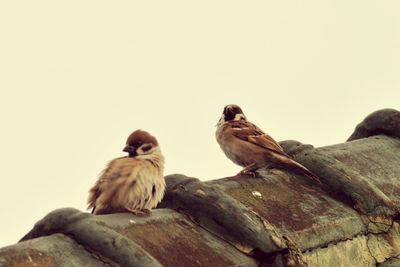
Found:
<box><xmin>234</xmin><ymin>114</ymin><xmax>245</xmax><ymax>121</ymax></box>
<box><xmin>137</xmin><ymin>144</ymin><xmax>153</xmax><ymax>155</ymax></box>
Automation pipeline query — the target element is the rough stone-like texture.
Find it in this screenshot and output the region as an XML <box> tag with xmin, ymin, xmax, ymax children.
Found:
<box><xmin>368</xmin><ymin>222</ymin><xmax>400</xmax><ymax>264</ymax></box>
<box><xmin>19</xmin><ymin>208</ymin><xmax>162</xmax><ymax>267</ymax></box>
<box><xmin>379</xmin><ymin>257</ymin><xmax>400</xmax><ymax>267</ymax></box>
<box><xmin>303</xmin><ymin>235</ymin><xmax>376</xmax><ymax>267</ymax></box>
<box><xmin>161</xmin><ymin>175</ymin><xmax>285</xmax><ymax>255</ymax></box>
<box><xmin>291</xmin><ymin>136</ymin><xmax>399</xmax><ymax>219</ymax></box>
<box><xmin>348</xmin><ymin>109</ymin><xmax>400</xmax><ymax>141</ymax></box>
<box><xmin>1</xmin><ymin>108</ymin><xmax>400</xmax><ymax>266</ymax></box>
<box><xmin>94</xmin><ymin>210</ymin><xmax>257</xmax><ymax>267</ymax></box>
<box><xmin>209</xmin><ymin>173</ymin><xmax>366</xmax><ymax>252</ymax></box>
<box><xmin>0</xmin><ymin>234</ymin><xmax>110</xmax><ymax>267</ymax></box>
<box><xmin>5</xmin><ymin>208</ymin><xmax>257</xmax><ymax>267</ymax></box>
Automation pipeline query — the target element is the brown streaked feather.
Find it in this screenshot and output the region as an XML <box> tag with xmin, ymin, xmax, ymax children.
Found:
<box><xmin>87</xmin><ymin>181</ymin><xmax>101</xmax><ymax>213</ymax></box>
<box><xmin>87</xmin><ymin>157</ymin><xmax>139</xmax><ymax>214</ymax></box>
<box><xmin>227</xmin><ymin>120</ymin><xmax>321</xmax><ymax>184</ymax></box>
<box><xmin>230</xmin><ymin>120</ymin><xmax>286</xmax><ymax>156</ymax></box>
<box><xmin>87</xmin><ymin>168</ymin><xmax>111</xmax><ymax>213</ymax></box>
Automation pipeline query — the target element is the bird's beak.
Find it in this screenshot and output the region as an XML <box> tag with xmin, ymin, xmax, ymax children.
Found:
<box><xmin>123</xmin><ymin>145</ymin><xmax>137</xmax><ymax>157</ymax></box>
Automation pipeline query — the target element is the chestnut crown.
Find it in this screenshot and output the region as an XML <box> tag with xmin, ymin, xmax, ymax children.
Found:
<box><xmin>123</xmin><ymin>129</ymin><xmax>158</xmax><ymax>157</ymax></box>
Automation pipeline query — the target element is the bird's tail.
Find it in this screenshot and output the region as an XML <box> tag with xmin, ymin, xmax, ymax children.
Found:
<box><xmin>285</xmin><ymin>159</ymin><xmax>322</xmax><ymax>184</ymax></box>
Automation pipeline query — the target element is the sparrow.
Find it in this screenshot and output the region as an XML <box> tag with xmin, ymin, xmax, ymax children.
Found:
<box><xmin>216</xmin><ymin>104</ymin><xmax>320</xmax><ymax>183</ymax></box>
<box><xmin>87</xmin><ymin>129</ymin><xmax>165</xmax><ymax>215</ymax></box>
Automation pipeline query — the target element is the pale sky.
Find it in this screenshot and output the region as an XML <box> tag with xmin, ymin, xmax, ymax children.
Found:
<box><xmin>1</xmin><ymin>1</ymin><xmax>399</xmax><ymax>247</ymax></box>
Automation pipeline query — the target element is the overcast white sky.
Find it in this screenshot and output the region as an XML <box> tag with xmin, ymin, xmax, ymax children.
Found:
<box><xmin>1</xmin><ymin>1</ymin><xmax>399</xmax><ymax>247</ymax></box>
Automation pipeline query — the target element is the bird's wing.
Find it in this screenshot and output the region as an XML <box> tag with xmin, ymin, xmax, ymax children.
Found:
<box><xmin>87</xmin><ymin>181</ymin><xmax>101</xmax><ymax>213</ymax></box>
<box><xmin>231</xmin><ymin>121</ymin><xmax>288</xmax><ymax>156</ymax></box>
<box><xmin>87</xmin><ymin>157</ymin><xmax>138</xmax><ymax>213</ymax></box>
<box><xmin>229</xmin><ymin>121</ymin><xmax>321</xmax><ymax>184</ymax></box>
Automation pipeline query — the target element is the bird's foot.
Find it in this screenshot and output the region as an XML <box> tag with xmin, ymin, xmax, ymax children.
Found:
<box><xmin>239</xmin><ymin>166</ymin><xmax>258</xmax><ymax>177</ymax></box>
<box><xmin>240</xmin><ymin>169</ymin><xmax>258</xmax><ymax>177</ymax></box>
<box><xmin>240</xmin><ymin>164</ymin><xmax>259</xmax><ymax>177</ymax></box>
<box><xmin>141</xmin><ymin>209</ymin><xmax>151</xmax><ymax>214</ymax></box>
<box><xmin>125</xmin><ymin>207</ymin><xmax>151</xmax><ymax>216</ymax></box>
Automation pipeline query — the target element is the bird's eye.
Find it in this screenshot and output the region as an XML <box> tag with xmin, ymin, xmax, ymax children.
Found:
<box><xmin>142</xmin><ymin>144</ymin><xmax>152</xmax><ymax>152</ymax></box>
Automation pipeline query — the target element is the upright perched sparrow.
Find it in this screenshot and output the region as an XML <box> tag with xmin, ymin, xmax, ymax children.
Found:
<box><xmin>87</xmin><ymin>130</ymin><xmax>165</xmax><ymax>215</ymax></box>
<box><xmin>216</xmin><ymin>104</ymin><xmax>320</xmax><ymax>183</ymax></box>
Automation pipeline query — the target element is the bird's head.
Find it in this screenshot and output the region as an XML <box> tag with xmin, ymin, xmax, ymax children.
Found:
<box><xmin>217</xmin><ymin>104</ymin><xmax>247</xmax><ymax>125</ymax></box>
<box><xmin>123</xmin><ymin>129</ymin><xmax>159</xmax><ymax>157</ymax></box>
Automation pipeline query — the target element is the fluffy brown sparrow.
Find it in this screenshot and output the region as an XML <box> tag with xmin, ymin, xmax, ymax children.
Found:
<box><xmin>87</xmin><ymin>129</ymin><xmax>165</xmax><ymax>215</ymax></box>
<box><xmin>216</xmin><ymin>104</ymin><xmax>320</xmax><ymax>183</ymax></box>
